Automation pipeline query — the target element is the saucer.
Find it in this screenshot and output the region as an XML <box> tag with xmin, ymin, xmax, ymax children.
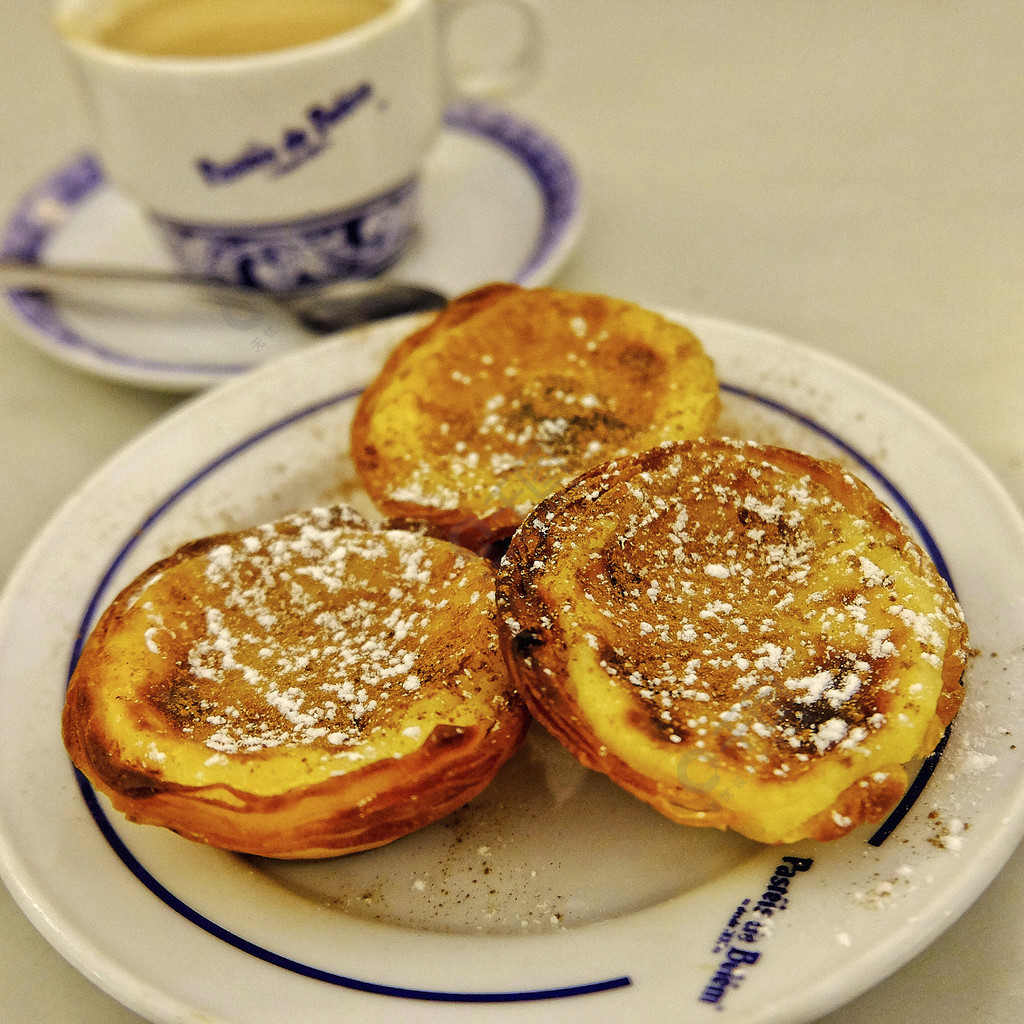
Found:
<box><xmin>0</xmin><ymin>102</ymin><xmax>584</xmax><ymax>391</ymax></box>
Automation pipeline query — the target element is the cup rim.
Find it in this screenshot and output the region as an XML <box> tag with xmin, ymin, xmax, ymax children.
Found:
<box><xmin>52</xmin><ymin>0</ymin><xmax>424</xmax><ymax>72</ymax></box>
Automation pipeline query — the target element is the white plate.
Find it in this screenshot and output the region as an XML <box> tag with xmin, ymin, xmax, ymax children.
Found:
<box><xmin>0</xmin><ymin>101</ymin><xmax>583</xmax><ymax>391</ymax></box>
<box><xmin>1</xmin><ymin>311</ymin><xmax>1023</xmax><ymax>1024</ymax></box>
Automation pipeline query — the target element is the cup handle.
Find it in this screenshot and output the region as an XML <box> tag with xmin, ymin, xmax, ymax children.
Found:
<box><xmin>436</xmin><ymin>0</ymin><xmax>544</xmax><ymax>99</ymax></box>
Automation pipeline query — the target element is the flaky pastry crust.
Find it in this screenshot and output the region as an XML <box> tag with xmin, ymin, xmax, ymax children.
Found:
<box><xmin>497</xmin><ymin>439</ymin><xmax>968</xmax><ymax>844</ymax></box>
<box><xmin>350</xmin><ymin>283</ymin><xmax>721</xmax><ymax>553</ymax></box>
<box><xmin>63</xmin><ymin>506</ymin><xmax>529</xmax><ymax>858</ymax></box>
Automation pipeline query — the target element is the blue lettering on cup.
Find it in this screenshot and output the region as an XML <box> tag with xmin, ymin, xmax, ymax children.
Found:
<box><xmin>195</xmin><ymin>82</ymin><xmax>374</xmax><ymax>186</ymax></box>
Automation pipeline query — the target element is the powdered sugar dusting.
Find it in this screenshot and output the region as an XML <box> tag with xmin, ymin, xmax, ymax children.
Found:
<box><xmin>148</xmin><ymin>507</ymin><xmax>499</xmax><ymax>758</ymax></box>
<box><xmin>510</xmin><ymin>439</ymin><xmax>968</xmax><ymax>807</ymax></box>
<box><xmin>362</xmin><ymin>290</ymin><xmax>719</xmax><ymax>525</ymax></box>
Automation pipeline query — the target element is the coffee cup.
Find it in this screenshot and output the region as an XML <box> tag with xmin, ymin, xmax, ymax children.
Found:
<box><xmin>53</xmin><ymin>0</ymin><xmax>543</xmax><ymax>290</ymax></box>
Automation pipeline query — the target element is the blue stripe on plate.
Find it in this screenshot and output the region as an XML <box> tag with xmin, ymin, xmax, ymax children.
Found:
<box><xmin>72</xmin><ymin>774</ymin><xmax>631</xmax><ymax>1003</ymax></box>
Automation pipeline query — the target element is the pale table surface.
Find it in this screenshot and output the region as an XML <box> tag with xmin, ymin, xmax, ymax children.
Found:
<box><xmin>2</xmin><ymin>2</ymin><xmax>1023</xmax><ymax>1022</ymax></box>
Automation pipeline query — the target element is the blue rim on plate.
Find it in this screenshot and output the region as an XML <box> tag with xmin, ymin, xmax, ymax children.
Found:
<box><xmin>0</xmin><ymin>101</ymin><xmax>583</xmax><ymax>387</ymax></box>
<box><xmin>63</xmin><ymin>378</ymin><xmax>957</xmax><ymax>1005</ymax></box>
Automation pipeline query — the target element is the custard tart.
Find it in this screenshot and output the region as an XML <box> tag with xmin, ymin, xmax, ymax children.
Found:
<box><xmin>497</xmin><ymin>438</ymin><xmax>968</xmax><ymax>844</ymax></box>
<box><xmin>351</xmin><ymin>283</ymin><xmax>721</xmax><ymax>553</ymax></box>
<box><xmin>63</xmin><ymin>505</ymin><xmax>529</xmax><ymax>858</ymax></box>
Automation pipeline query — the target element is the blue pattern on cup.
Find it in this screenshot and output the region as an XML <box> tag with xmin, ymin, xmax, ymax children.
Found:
<box><xmin>152</xmin><ymin>177</ymin><xmax>418</xmax><ymax>290</ymax></box>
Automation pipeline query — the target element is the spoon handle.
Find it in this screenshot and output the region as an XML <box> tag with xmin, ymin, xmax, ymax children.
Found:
<box><xmin>0</xmin><ymin>258</ymin><xmax>276</xmax><ymax>309</ymax></box>
<box><xmin>0</xmin><ymin>258</ymin><xmax>448</xmax><ymax>333</ymax></box>
<box><xmin>0</xmin><ymin>257</ymin><xmax>246</xmax><ymax>290</ymax></box>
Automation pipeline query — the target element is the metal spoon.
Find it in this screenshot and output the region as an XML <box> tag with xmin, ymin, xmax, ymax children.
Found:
<box><xmin>0</xmin><ymin>258</ymin><xmax>448</xmax><ymax>334</ymax></box>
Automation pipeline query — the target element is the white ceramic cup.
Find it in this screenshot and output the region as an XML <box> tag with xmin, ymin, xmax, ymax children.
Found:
<box><xmin>53</xmin><ymin>0</ymin><xmax>543</xmax><ymax>289</ymax></box>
